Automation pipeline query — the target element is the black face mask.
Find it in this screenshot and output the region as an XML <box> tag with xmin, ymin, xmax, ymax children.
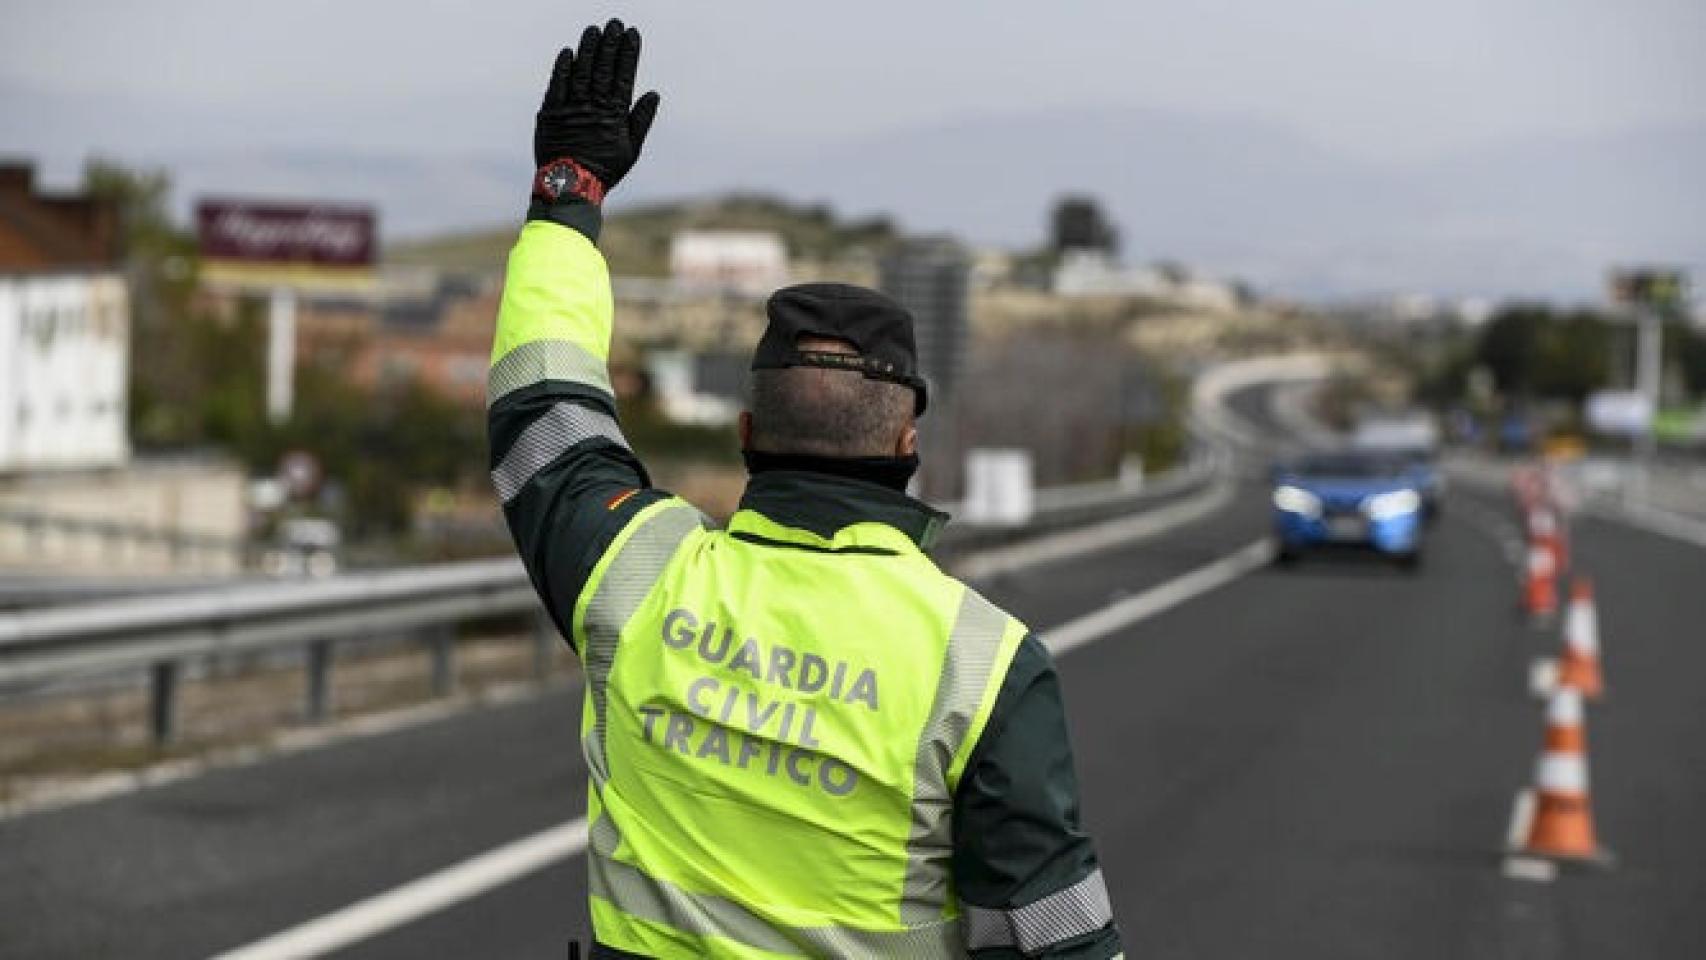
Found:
<box><xmin>743</xmin><ymin>450</ymin><xmax>921</xmax><ymax>493</ymax></box>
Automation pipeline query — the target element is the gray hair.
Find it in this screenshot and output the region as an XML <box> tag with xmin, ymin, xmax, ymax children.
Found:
<box><xmin>748</xmin><ymin>364</ymin><xmax>914</xmax><ymax>457</ymax></box>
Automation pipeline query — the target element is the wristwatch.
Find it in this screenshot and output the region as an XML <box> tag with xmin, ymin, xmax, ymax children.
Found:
<box><xmin>532</xmin><ymin>157</ymin><xmax>606</xmax><ymax>207</ymax></box>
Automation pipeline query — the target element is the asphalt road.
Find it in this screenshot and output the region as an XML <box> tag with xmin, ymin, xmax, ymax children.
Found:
<box><xmin>3</xmin><ymin>383</ymin><xmax>1703</xmax><ymax>959</ymax></box>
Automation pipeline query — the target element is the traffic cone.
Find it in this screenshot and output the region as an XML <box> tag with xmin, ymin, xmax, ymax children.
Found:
<box><xmin>1527</xmin><ymin>506</ymin><xmax>1566</xmax><ymax>574</ymax></box>
<box><xmin>1557</xmin><ymin>578</ymin><xmax>1604</xmax><ymax>700</ymax></box>
<box><xmin>1523</xmin><ymin>687</ymin><xmax>1606</xmax><ymax>862</ymax></box>
<box><xmin>1522</xmin><ymin>542</ymin><xmax>1557</xmax><ymax>621</ymax></box>
<box><xmin>1512</xmin><ymin>466</ymin><xmax>1541</xmax><ymax>512</ymax></box>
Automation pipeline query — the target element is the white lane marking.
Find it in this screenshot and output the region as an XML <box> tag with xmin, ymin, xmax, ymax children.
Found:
<box><xmin>213</xmin><ymin>539</ymin><xmax>1275</xmax><ymax>959</ymax></box>
<box><xmin>1449</xmin><ymin>496</ymin><xmax>1526</xmax><ymax>573</ymax></box>
<box><xmin>956</xmin><ymin>480</ymin><xmax>1235</xmax><ymax>581</ymax></box>
<box><xmin>1503</xmin><ymin>855</ymin><xmax>1557</xmax><ymax>883</ymax></box>
<box><xmin>1044</xmin><ymin>539</ymin><xmax>1276</xmax><ymax>657</ymax></box>
<box><xmin>207</xmin><ymin>818</ymin><xmax>590</xmax><ymax>960</ymax></box>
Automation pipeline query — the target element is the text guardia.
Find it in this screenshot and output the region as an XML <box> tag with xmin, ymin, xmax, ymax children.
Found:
<box><xmin>634</xmin><ymin>607</ymin><xmax>883</xmax><ymax>797</ymax></box>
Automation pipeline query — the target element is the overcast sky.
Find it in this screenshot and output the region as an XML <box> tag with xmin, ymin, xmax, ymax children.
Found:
<box><xmin>4</xmin><ymin>1</ymin><xmax>1703</xmax><ymax>297</ymax></box>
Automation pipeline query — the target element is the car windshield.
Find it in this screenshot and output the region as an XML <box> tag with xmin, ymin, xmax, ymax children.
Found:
<box><xmin>1289</xmin><ymin>453</ymin><xmax>1405</xmax><ymax>479</ymax></box>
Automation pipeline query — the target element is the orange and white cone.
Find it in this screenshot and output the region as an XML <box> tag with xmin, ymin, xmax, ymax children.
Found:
<box><xmin>1558</xmin><ymin>578</ymin><xmax>1604</xmax><ymax>700</ymax></box>
<box><xmin>1513</xmin><ymin>466</ymin><xmax>1542</xmax><ymax>513</ymax></box>
<box><xmin>1523</xmin><ymin>542</ymin><xmax>1558</xmax><ymax>621</ymax></box>
<box><xmin>1523</xmin><ymin>687</ymin><xmax>1606</xmax><ymax>862</ymax></box>
<box><xmin>1527</xmin><ymin>506</ymin><xmax>1567</xmax><ymax>575</ymax></box>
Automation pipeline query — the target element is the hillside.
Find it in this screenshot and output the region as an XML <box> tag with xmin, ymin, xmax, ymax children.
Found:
<box><xmin>386</xmin><ymin>193</ymin><xmax>901</xmax><ymax>276</ymax></box>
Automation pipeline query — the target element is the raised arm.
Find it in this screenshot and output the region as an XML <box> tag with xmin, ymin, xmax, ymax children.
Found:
<box><xmin>487</xmin><ymin>19</ymin><xmax>670</xmax><ymax>645</ymax></box>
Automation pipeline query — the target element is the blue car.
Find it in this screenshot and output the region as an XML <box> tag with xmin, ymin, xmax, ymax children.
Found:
<box><xmin>1271</xmin><ymin>451</ymin><xmax>1425</xmax><ymax>569</ymax></box>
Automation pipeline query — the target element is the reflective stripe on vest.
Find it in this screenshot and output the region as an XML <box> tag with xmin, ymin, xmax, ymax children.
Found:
<box><xmin>573</xmin><ymin>507</ymin><xmax>1026</xmax><ymax>958</ymax></box>
<box><xmin>900</xmin><ymin>587</ymin><xmax>1012</xmax><ymax>924</ymax></box>
<box><xmin>490</xmin><ymin>402</ymin><xmax>630</xmax><ymax>504</ymax></box>
<box><xmin>587</xmin><ymin>815</ymin><xmax>963</xmax><ymax>957</ymax></box>
<box><xmin>576</xmin><ymin>499</ymin><xmax>706</xmax><ymax>783</ymax></box>
<box><xmin>488</xmin><ymin>337</ymin><xmax>613</xmax><ymax>407</ymax></box>
<box><xmin>963</xmin><ymin>868</ymin><xmax>1114</xmax><ymax>954</ymax></box>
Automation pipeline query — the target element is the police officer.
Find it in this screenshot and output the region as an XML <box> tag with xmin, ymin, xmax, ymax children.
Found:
<box><xmin>490</xmin><ymin>19</ymin><xmax>1124</xmax><ymax>959</ymax></box>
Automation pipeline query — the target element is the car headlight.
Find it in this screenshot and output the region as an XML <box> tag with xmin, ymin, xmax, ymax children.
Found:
<box><xmin>1363</xmin><ymin>489</ymin><xmax>1421</xmax><ymax>521</ymax></box>
<box><xmin>1273</xmin><ymin>484</ymin><xmax>1322</xmax><ymax>517</ymax></box>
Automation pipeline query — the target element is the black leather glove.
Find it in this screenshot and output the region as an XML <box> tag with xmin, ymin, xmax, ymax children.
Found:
<box><xmin>530</xmin><ymin>18</ymin><xmax>661</xmax><ymax>239</ymax></box>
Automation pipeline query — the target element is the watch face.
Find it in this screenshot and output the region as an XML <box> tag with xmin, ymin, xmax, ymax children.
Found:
<box><xmin>535</xmin><ymin>159</ymin><xmax>605</xmax><ymax>205</ymax></box>
<box><xmin>541</xmin><ymin>164</ymin><xmax>573</xmax><ymax>199</ymax></box>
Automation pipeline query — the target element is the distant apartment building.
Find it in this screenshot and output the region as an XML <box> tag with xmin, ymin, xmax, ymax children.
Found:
<box><xmin>880</xmin><ymin>238</ymin><xmax>973</xmax><ymax>499</ymax></box>
<box><xmin>1052</xmin><ymin>251</ymin><xmax>1241</xmax><ymax>312</ymax></box>
<box><xmin>295</xmin><ymin>271</ymin><xmax>499</xmax><ymax>407</ymax></box>
<box><xmin>880</xmin><ymin>238</ymin><xmax>972</xmax><ymax>400</ymax></box>
<box><xmin>0</xmin><ymin>162</ymin><xmax>129</xmax><ymax>474</ymax></box>
<box><xmin>0</xmin><ymin>163</ymin><xmax>247</xmax><ymax>573</ymax></box>
<box><xmin>646</xmin><ymin>349</ymin><xmax>748</xmax><ymax>426</ymax></box>
<box><xmin>669</xmin><ymin>230</ymin><xmax>788</xmax><ymax>295</ymax></box>
<box><xmin>294</xmin><ymin>266</ymin><xmax>778</xmax><ymax>409</ymax></box>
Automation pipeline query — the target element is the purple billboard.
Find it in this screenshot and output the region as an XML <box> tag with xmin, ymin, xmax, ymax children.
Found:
<box><xmin>196</xmin><ymin>199</ymin><xmax>376</xmax><ymax>267</ymax></box>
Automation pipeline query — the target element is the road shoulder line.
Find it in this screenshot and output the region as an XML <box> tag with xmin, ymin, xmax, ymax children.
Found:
<box><xmin>955</xmin><ymin>479</ymin><xmax>1236</xmax><ymax>581</ymax></box>
<box><xmin>211</xmin><ymin>538</ymin><xmax>1273</xmax><ymax>959</ymax></box>
<box><xmin>207</xmin><ymin>818</ymin><xmax>590</xmax><ymax>960</ymax></box>
<box><xmin>1043</xmin><ymin>539</ymin><xmax>1274</xmax><ymax>656</ymax></box>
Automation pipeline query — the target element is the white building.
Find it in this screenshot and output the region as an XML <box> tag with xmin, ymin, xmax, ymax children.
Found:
<box><xmin>1053</xmin><ymin>251</ymin><xmax>1169</xmax><ymax>298</ymax></box>
<box><xmin>645</xmin><ymin>349</ymin><xmax>742</xmax><ymax>426</ymax></box>
<box><xmin>0</xmin><ymin>272</ymin><xmax>130</xmax><ymax>473</ymax></box>
<box><xmin>669</xmin><ymin>230</ymin><xmax>789</xmax><ymax>295</ymax></box>
<box><xmin>1053</xmin><ymin>251</ymin><xmax>1240</xmax><ymax>311</ymax></box>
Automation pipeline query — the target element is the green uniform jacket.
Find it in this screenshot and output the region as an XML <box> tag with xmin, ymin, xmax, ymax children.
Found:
<box><xmin>490</xmin><ymin>217</ymin><xmax>1122</xmax><ymax>959</ymax></box>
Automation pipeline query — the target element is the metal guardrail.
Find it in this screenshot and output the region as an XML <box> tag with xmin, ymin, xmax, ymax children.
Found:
<box><xmin>0</xmin><ymin>558</ymin><xmax>546</xmax><ymax>742</ymax></box>
<box><xmin>0</xmin><ymin>444</ymin><xmax>1221</xmax><ymax>745</ymax></box>
<box><xmin>2</xmin><ymin>351</ymin><xmax>1329</xmax><ymax>756</ymax></box>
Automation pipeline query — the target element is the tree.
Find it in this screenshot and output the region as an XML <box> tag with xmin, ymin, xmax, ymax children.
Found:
<box><xmin>1049</xmin><ymin>196</ymin><xmax>1119</xmax><ymax>256</ymax></box>
<box><xmin>1666</xmin><ymin>321</ymin><xmax>1706</xmax><ymax>399</ymax></box>
<box><xmin>1473</xmin><ymin>304</ymin><xmax>1612</xmax><ymax>403</ymax></box>
<box><xmin>81</xmin><ymin>159</ymin><xmax>220</xmax><ymax>449</ymax></box>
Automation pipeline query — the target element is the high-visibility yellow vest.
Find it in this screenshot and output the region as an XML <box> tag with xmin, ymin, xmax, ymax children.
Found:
<box><xmin>491</xmin><ymin>222</ymin><xmax>1028</xmax><ymax>957</ymax></box>
<box><xmin>575</xmin><ymin>500</ymin><xmax>1025</xmax><ymax>958</ymax></box>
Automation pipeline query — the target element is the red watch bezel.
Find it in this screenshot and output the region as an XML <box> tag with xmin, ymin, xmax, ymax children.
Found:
<box><xmin>533</xmin><ymin>157</ymin><xmax>606</xmax><ymax>206</ymax></box>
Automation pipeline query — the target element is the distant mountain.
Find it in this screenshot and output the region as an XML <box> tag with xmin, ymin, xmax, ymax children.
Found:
<box><xmin>6</xmin><ymin>76</ymin><xmax>1700</xmax><ymax>299</ymax></box>
<box><xmin>390</xmin><ymin>194</ymin><xmax>902</xmax><ymax>277</ymax></box>
<box><xmin>723</xmin><ymin>107</ymin><xmax>1706</xmax><ymax>300</ymax></box>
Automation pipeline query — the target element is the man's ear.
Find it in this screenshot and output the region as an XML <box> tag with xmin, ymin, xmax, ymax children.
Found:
<box><xmin>896</xmin><ymin>422</ymin><xmax>918</xmax><ymax>457</ymax></box>
<box><xmin>739</xmin><ymin>411</ymin><xmax>754</xmax><ymax>451</ymax></box>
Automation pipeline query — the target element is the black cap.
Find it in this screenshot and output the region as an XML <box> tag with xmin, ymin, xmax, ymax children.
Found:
<box><xmin>752</xmin><ymin>283</ymin><xmax>928</xmax><ymax>415</ymax></box>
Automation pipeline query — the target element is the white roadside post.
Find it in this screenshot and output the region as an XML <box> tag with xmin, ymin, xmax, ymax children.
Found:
<box><xmin>267</xmin><ymin>286</ymin><xmax>298</xmax><ymax>425</ymax></box>
<box><xmin>964</xmin><ymin>448</ymin><xmax>1036</xmax><ymax>527</ymax></box>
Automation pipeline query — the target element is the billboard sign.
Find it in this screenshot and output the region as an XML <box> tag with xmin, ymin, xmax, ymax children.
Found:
<box><xmin>1608</xmin><ymin>268</ymin><xmax>1688</xmax><ymax>312</ymax></box>
<box><xmin>196</xmin><ymin>199</ymin><xmax>377</xmax><ymax>292</ymax></box>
